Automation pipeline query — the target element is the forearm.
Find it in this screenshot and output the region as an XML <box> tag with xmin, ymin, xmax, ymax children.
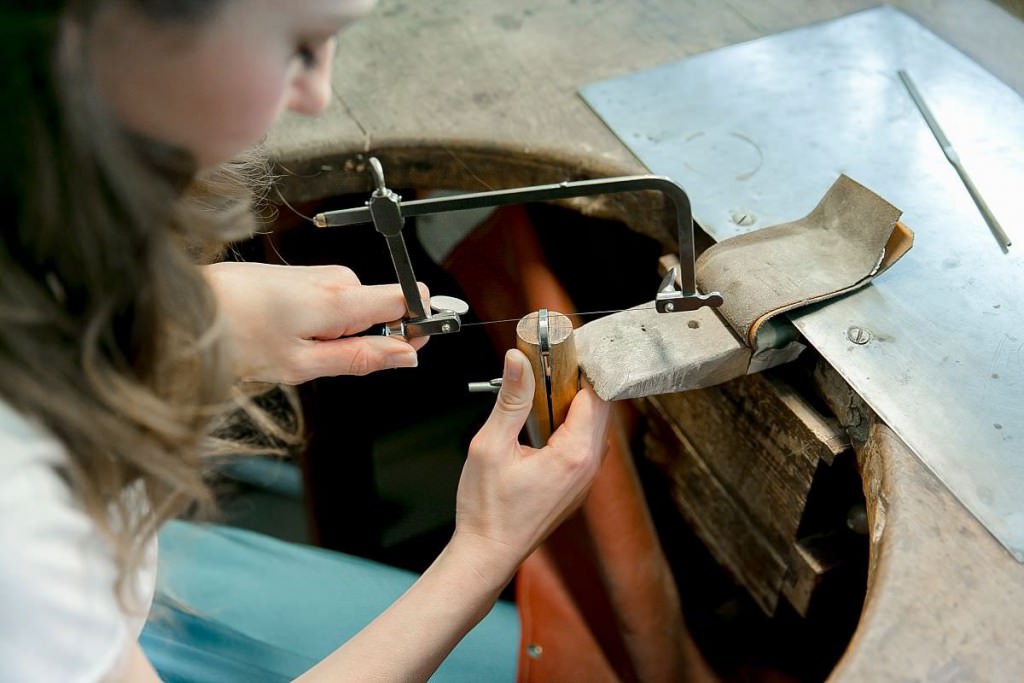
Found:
<box><xmin>295</xmin><ymin>535</ymin><xmax>516</xmax><ymax>683</ymax></box>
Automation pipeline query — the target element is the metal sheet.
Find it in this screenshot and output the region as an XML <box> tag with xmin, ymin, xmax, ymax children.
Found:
<box><xmin>580</xmin><ymin>7</ymin><xmax>1024</xmax><ymax>560</ymax></box>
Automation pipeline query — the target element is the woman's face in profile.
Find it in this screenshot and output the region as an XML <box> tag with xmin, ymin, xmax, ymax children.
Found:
<box><xmin>87</xmin><ymin>0</ymin><xmax>376</xmax><ymax>169</ymax></box>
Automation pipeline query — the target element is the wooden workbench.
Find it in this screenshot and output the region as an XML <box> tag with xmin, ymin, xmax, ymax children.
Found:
<box><xmin>266</xmin><ymin>1</ymin><xmax>1024</xmax><ymax>679</ymax></box>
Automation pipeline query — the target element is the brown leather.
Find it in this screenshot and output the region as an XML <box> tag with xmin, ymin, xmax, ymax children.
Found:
<box><xmin>443</xmin><ymin>205</ymin><xmax>715</xmax><ymax>683</ymax></box>
<box><xmin>695</xmin><ymin>175</ymin><xmax>913</xmax><ymax>347</ymax></box>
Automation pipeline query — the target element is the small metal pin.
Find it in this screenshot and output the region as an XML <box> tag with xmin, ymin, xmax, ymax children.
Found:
<box><xmin>538</xmin><ymin>309</ymin><xmax>556</xmax><ymax>433</ymax></box>
<box><xmin>538</xmin><ymin>309</ymin><xmax>552</xmax><ymax>375</ymax></box>
<box><xmin>468</xmin><ymin>378</ymin><xmax>502</xmax><ymax>393</ymax></box>
<box><xmin>381</xmin><ymin>320</ymin><xmax>407</xmax><ymax>337</ymax></box>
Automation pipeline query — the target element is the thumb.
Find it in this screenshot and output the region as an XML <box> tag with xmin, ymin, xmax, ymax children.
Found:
<box><xmin>478</xmin><ymin>349</ymin><xmax>536</xmax><ymax>443</ymax></box>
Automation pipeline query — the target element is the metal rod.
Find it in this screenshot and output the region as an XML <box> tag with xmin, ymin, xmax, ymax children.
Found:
<box><xmin>898</xmin><ymin>69</ymin><xmax>1012</xmax><ymax>252</ymax></box>
<box><xmin>538</xmin><ymin>309</ymin><xmax>555</xmax><ymax>435</ymax></box>
<box><xmin>385</xmin><ymin>234</ymin><xmax>427</xmax><ymax>319</ymax></box>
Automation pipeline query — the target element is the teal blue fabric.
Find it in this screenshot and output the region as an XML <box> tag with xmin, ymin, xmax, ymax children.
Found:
<box><xmin>141</xmin><ymin>520</ymin><xmax>518</xmax><ymax>682</ymax></box>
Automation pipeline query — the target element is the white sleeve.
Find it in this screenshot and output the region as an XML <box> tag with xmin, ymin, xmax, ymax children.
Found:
<box><xmin>0</xmin><ymin>406</ymin><xmax>132</xmax><ymax>683</ymax></box>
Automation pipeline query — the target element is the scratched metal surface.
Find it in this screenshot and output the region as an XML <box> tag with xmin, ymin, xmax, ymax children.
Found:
<box><xmin>580</xmin><ymin>6</ymin><xmax>1024</xmax><ymax>560</ymax></box>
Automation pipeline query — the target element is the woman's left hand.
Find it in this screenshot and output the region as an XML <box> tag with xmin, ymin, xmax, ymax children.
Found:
<box><xmin>452</xmin><ymin>349</ymin><xmax>612</xmax><ymax>581</ymax></box>
<box><xmin>203</xmin><ymin>261</ymin><xmax>429</xmax><ymax>384</ymax></box>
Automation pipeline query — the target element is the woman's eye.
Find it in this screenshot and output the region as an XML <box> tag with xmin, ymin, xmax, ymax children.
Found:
<box><xmin>296</xmin><ymin>36</ymin><xmax>337</xmax><ymax>71</ymax></box>
<box><xmin>297</xmin><ymin>44</ymin><xmax>318</xmax><ymax>70</ymax></box>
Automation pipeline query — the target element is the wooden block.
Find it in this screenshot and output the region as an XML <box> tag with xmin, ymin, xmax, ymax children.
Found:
<box><xmin>640</xmin><ymin>370</ymin><xmax>850</xmax><ymax>614</ymax></box>
<box><xmin>781</xmin><ymin>533</ymin><xmax>846</xmax><ymax>617</ymax></box>
<box><xmin>576</xmin><ymin>303</ymin><xmax>750</xmax><ymax>402</ymax></box>
<box><xmin>517</xmin><ymin>310</ymin><xmax>578</xmax><ymax>445</ymax></box>
<box><xmin>644</xmin><ymin>399</ymin><xmax>788</xmax><ymax>613</ymax></box>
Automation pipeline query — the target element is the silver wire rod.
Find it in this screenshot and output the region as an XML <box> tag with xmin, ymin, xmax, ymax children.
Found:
<box><xmin>898</xmin><ymin>69</ymin><xmax>1012</xmax><ymax>252</ymax></box>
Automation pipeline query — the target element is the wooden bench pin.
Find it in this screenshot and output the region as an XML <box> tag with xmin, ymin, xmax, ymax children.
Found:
<box><xmin>516</xmin><ymin>309</ymin><xmax>579</xmax><ymax>445</ymax></box>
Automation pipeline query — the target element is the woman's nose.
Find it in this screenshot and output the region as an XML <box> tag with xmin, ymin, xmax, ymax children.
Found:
<box><xmin>288</xmin><ymin>44</ymin><xmax>335</xmax><ymax>116</ymax></box>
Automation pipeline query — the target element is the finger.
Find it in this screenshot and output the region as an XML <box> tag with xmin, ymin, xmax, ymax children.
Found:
<box><xmin>302</xmin><ymin>335</ymin><xmax>418</xmax><ymax>378</ymax></box>
<box><xmin>416</xmin><ymin>282</ymin><xmax>431</xmax><ymax>312</ymax></box>
<box><xmin>310</xmin><ymin>264</ymin><xmax>361</xmax><ymax>287</ymax></box>
<box><xmin>334</xmin><ymin>284</ymin><xmax>411</xmax><ymax>333</ymax></box>
<box><xmin>306</xmin><ymin>283</ymin><xmax>410</xmax><ymax>340</ymax></box>
<box><xmin>549</xmin><ymin>384</ymin><xmax>612</xmax><ymax>454</ymax></box>
<box><xmin>407</xmin><ymin>335</ymin><xmax>430</xmax><ymax>352</ymax></box>
<box><xmin>321</xmin><ymin>281</ymin><xmax>433</xmax><ymax>337</ymax></box>
<box><xmin>477</xmin><ymin>349</ymin><xmax>536</xmax><ymax>445</ymax></box>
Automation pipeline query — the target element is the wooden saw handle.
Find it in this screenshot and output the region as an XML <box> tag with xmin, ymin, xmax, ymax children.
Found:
<box><xmin>516</xmin><ymin>310</ymin><xmax>579</xmax><ymax>445</ymax></box>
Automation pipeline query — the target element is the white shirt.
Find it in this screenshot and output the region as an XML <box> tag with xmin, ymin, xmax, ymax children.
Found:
<box><xmin>0</xmin><ymin>399</ymin><xmax>156</xmax><ymax>682</ymax></box>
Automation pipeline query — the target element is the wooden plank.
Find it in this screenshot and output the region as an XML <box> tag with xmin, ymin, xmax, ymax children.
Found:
<box><xmin>644</xmin><ymin>374</ymin><xmax>834</xmax><ymax>549</ymax></box>
<box><xmin>781</xmin><ymin>533</ymin><xmax>847</xmax><ymax>617</ymax></box>
<box><xmin>575</xmin><ymin>304</ymin><xmax>750</xmax><ymax>402</ymax></box>
<box><xmin>770</xmin><ymin>379</ymin><xmax>848</xmax><ymax>465</ymax></box>
<box><xmin>267</xmin><ymin>0</ymin><xmax>1024</xmax><ymax>206</ymax></box>
<box><xmin>266</xmin><ymin>0</ymin><xmax>761</xmax><ymax>176</ymax></box>
<box><xmin>643</xmin><ymin>401</ymin><xmax>788</xmax><ymax>613</ymax></box>
<box><xmin>640</xmin><ymin>369</ymin><xmax>850</xmax><ymax>614</ymax></box>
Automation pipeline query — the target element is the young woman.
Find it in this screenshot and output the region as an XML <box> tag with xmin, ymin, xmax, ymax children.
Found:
<box><xmin>0</xmin><ymin>1</ymin><xmax>611</xmax><ymax>681</ymax></box>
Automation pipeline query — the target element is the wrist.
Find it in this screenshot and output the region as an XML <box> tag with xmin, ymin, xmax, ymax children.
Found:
<box><xmin>200</xmin><ymin>263</ymin><xmax>258</xmax><ymax>381</ymax></box>
<box><xmin>445</xmin><ymin>530</ymin><xmax>523</xmax><ymax>594</ymax></box>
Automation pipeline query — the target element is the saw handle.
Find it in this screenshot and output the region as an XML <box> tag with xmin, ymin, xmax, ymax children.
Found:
<box><xmin>515</xmin><ymin>310</ymin><xmax>579</xmax><ymax>446</ymax></box>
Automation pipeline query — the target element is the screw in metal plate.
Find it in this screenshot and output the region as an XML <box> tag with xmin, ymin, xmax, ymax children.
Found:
<box><xmin>526</xmin><ymin>644</ymin><xmax>543</xmax><ymax>659</ymax></box>
<box><xmin>846</xmin><ymin>326</ymin><xmax>872</xmax><ymax>345</ymax></box>
<box><xmin>729</xmin><ymin>209</ymin><xmax>757</xmax><ymax>227</ymax></box>
<box><xmin>665</xmin><ymin>302</ymin><xmax>675</xmax><ymax>312</ymax></box>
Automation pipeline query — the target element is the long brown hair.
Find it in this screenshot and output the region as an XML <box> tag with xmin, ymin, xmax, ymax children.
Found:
<box><xmin>0</xmin><ymin>1</ymin><xmax>269</xmax><ymax>607</ymax></box>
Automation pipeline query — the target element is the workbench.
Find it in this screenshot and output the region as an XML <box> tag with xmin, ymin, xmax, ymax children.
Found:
<box><xmin>265</xmin><ymin>1</ymin><xmax>1024</xmax><ymax>679</ymax></box>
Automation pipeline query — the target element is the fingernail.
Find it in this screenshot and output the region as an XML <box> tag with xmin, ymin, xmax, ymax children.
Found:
<box><xmin>390</xmin><ymin>351</ymin><xmax>418</xmax><ymax>369</ymax></box>
<box><xmin>505</xmin><ymin>350</ymin><xmax>522</xmax><ymax>382</ymax></box>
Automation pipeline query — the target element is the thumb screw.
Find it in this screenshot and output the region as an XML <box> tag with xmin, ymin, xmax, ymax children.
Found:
<box><xmin>468</xmin><ymin>378</ymin><xmax>502</xmax><ymax>394</ymax></box>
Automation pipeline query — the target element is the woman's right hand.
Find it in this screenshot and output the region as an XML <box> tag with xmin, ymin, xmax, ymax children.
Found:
<box><xmin>203</xmin><ymin>262</ymin><xmax>429</xmax><ymax>385</ymax></box>
<box><xmin>452</xmin><ymin>349</ymin><xmax>612</xmax><ymax>586</ymax></box>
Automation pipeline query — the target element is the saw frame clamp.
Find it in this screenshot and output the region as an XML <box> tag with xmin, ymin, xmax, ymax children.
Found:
<box><xmin>313</xmin><ymin>157</ymin><xmax>723</xmax><ymax>338</ymax></box>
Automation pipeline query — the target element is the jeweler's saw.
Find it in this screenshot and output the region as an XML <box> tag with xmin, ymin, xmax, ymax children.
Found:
<box><xmin>313</xmin><ymin>156</ymin><xmax>723</xmax><ymax>342</ymax></box>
